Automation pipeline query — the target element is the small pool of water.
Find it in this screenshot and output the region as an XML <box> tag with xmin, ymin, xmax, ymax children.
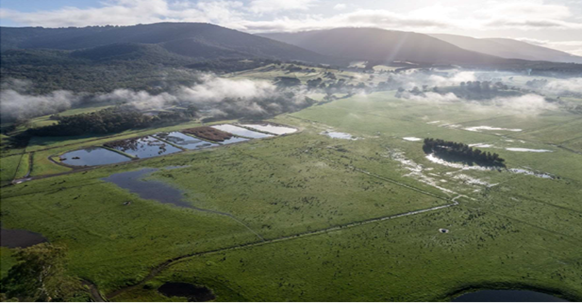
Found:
<box><xmin>158</xmin><ymin>282</ymin><xmax>215</xmax><ymax>302</ymax></box>
<box><xmin>60</xmin><ymin>147</ymin><xmax>132</xmax><ymax>166</ymax></box>
<box><xmin>107</xmin><ymin>136</ymin><xmax>182</xmax><ymax>159</ymax></box>
<box><xmin>155</xmin><ymin>132</ymin><xmax>218</xmax><ymax>150</ymax></box>
<box><xmin>505</xmin><ymin>148</ymin><xmax>553</xmax><ymax>153</ymax></box>
<box><xmin>1</xmin><ymin>228</ymin><xmax>48</xmax><ymax>248</ymax></box>
<box><xmin>321</xmin><ymin>131</ymin><xmax>356</xmax><ymax>140</ymax></box>
<box><xmin>241</xmin><ymin>124</ymin><xmax>297</xmax><ymax>135</ymax></box>
<box><xmin>221</xmin><ymin>136</ymin><xmax>249</xmax><ymax>145</ymax></box>
<box><xmin>452</xmin><ymin>289</ymin><xmax>566</xmax><ymax>302</ymax></box>
<box><xmin>102</xmin><ymin>168</ymin><xmax>192</xmax><ymax>208</ymax></box>
<box><xmin>211</xmin><ymin>124</ymin><xmax>273</xmax><ymax>139</ymax></box>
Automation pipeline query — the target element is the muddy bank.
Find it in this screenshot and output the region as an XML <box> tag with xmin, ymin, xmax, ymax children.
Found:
<box><xmin>1</xmin><ymin>228</ymin><xmax>48</xmax><ymax>248</ymax></box>
<box><xmin>158</xmin><ymin>282</ymin><xmax>215</xmax><ymax>302</ymax></box>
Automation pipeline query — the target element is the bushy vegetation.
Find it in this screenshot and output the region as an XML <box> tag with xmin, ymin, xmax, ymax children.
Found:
<box><xmin>0</xmin><ymin>244</ymin><xmax>89</xmax><ymax>302</ymax></box>
<box><xmin>423</xmin><ymin>138</ymin><xmax>505</xmax><ymax>166</ymax></box>
<box><xmin>28</xmin><ymin>106</ymin><xmax>197</xmax><ymax>137</ymax></box>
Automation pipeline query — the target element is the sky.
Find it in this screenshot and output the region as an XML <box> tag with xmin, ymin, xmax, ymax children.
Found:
<box><xmin>1</xmin><ymin>0</ymin><xmax>581</xmax><ymax>56</ymax></box>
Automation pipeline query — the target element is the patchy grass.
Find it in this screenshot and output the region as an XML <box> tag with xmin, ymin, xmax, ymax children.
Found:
<box><xmin>2</xmin><ymin>89</ymin><xmax>581</xmax><ymax>301</ymax></box>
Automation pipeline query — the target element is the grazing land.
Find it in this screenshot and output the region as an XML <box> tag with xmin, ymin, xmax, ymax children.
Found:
<box><xmin>1</xmin><ymin>67</ymin><xmax>581</xmax><ymax>302</ymax></box>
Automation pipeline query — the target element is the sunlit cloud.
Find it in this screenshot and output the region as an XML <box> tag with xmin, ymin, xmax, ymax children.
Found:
<box><xmin>0</xmin><ymin>0</ymin><xmax>580</xmax><ymax>55</ymax></box>
<box><xmin>248</xmin><ymin>0</ymin><xmax>316</xmax><ymax>14</ymax></box>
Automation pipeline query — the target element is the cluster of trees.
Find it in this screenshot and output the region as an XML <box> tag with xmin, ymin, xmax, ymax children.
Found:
<box><xmin>1</xmin><ymin>244</ymin><xmax>89</xmax><ymax>302</ymax></box>
<box><xmin>284</xmin><ymin>64</ymin><xmax>316</xmax><ymax>73</ymax></box>
<box><xmin>29</xmin><ymin>106</ymin><xmax>197</xmax><ymax>137</ymax></box>
<box><xmin>274</xmin><ymin>77</ymin><xmax>302</xmax><ymax>87</ymax></box>
<box><xmin>423</xmin><ymin>138</ymin><xmax>505</xmax><ymax>166</ymax></box>
<box><xmin>187</xmin><ymin>58</ymin><xmax>277</xmax><ymax>73</ymax></box>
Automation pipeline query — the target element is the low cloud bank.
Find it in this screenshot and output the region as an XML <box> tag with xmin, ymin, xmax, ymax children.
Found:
<box><xmin>1</xmin><ymin>82</ymin><xmax>83</xmax><ymax>121</ymax></box>
<box><xmin>1</xmin><ymin>74</ymin><xmax>309</xmax><ymax>122</ymax></box>
<box><xmin>399</xmin><ymin>91</ymin><xmax>557</xmax><ymax>116</ymax></box>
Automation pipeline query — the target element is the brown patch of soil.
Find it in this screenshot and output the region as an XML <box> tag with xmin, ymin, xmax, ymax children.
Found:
<box><xmin>182</xmin><ymin>127</ymin><xmax>232</xmax><ymax>142</ymax></box>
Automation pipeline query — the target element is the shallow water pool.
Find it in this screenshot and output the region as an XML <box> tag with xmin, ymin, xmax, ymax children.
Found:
<box><xmin>60</xmin><ymin>147</ymin><xmax>132</xmax><ymax>166</ymax></box>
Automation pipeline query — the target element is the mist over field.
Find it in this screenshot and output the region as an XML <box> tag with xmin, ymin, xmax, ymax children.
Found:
<box><xmin>1</xmin><ymin>74</ymin><xmax>310</xmax><ymax>122</ymax></box>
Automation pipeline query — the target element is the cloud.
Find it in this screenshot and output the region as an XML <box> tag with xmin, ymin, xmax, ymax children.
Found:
<box><xmin>248</xmin><ymin>0</ymin><xmax>316</xmax><ymax>14</ymax></box>
<box><xmin>0</xmin><ymin>89</ymin><xmax>82</xmax><ymax>121</ymax></box>
<box><xmin>489</xmin><ymin>94</ymin><xmax>558</xmax><ymax>115</ymax></box>
<box><xmin>2</xmin><ymin>0</ymin><xmax>581</xmax><ymax>35</ymax></box>
<box><xmin>0</xmin><ymin>74</ymin><xmax>310</xmax><ymax>122</ymax></box>
<box><xmin>97</xmin><ymin>74</ymin><xmax>310</xmax><ymax>119</ymax></box>
<box><xmin>539</xmin><ymin>78</ymin><xmax>582</xmax><ymax>95</ymax></box>
<box><xmin>403</xmin><ymin>92</ymin><xmax>460</xmax><ymax>102</ymax></box>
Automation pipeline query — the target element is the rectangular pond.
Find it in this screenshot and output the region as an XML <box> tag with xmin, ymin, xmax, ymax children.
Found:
<box><xmin>240</xmin><ymin>123</ymin><xmax>297</xmax><ymax>135</ymax></box>
<box><xmin>60</xmin><ymin>147</ymin><xmax>132</xmax><ymax>166</ymax></box>
<box><xmin>211</xmin><ymin>124</ymin><xmax>274</xmax><ymax>139</ymax></box>
<box><xmin>106</xmin><ymin>136</ymin><xmax>182</xmax><ymax>159</ymax></box>
<box><xmin>155</xmin><ymin>132</ymin><xmax>218</xmax><ymax>150</ymax></box>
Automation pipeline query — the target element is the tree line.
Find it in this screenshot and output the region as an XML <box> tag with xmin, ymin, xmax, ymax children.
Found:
<box><xmin>29</xmin><ymin>106</ymin><xmax>197</xmax><ymax>137</ymax></box>
<box><xmin>423</xmin><ymin>138</ymin><xmax>505</xmax><ymax>166</ymax></box>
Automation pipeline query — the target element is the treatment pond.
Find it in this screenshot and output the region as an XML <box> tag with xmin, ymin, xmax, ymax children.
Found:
<box><xmin>60</xmin><ymin>147</ymin><xmax>132</xmax><ymax>166</ymax></box>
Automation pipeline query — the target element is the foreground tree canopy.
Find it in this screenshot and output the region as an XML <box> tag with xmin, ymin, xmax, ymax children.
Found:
<box><xmin>0</xmin><ymin>243</ymin><xmax>88</xmax><ymax>302</ymax></box>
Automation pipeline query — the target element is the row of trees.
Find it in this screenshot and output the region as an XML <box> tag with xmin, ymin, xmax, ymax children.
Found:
<box><xmin>423</xmin><ymin>138</ymin><xmax>505</xmax><ymax>166</ymax></box>
<box><xmin>29</xmin><ymin>106</ymin><xmax>197</xmax><ymax>137</ymax></box>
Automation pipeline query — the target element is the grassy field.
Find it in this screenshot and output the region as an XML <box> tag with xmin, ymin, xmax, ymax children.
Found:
<box><xmin>0</xmin><ymin>153</ymin><xmax>29</xmax><ymax>185</ymax></box>
<box><xmin>1</xmin><ymin>88</ymin><xmax>581</xmax><ymax>301</ymax></box>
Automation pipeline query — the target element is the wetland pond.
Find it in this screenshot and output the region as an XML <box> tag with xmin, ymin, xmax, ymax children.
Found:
<box><xmin>452</xmin><ymin>290</ymin><xmax>567</xmax><ymax>302</ymax></box>
<box><xmin>211</xmin><ymin>124</ymin><xmax>273</xmax><ymax>139</ymax></box>
<box><xmin>60</xmin><ymin>147</ymin><xmax>132</xmax><ymax>166</ymax></box>
<box><xmin>155</xmin><ymin>132</ymin><xmax>218</xmax><ymax>150</ymax></box>
<box><xmin>158</xmin><ymin>282</ymin><xmax>215</xmax><ymax>302</ymax></box>
<box><xmin>1</xmin><ymin>228</ymin><xmax>48</xmax><ymax>248</ymax></box>
<box><xmin>102</xmin><ymin>168</ymin><xmax>192</xmax><ymax>208</ymax></box>
<box><xmin>321</xmin><ymin>131</ymin><xmax>357</xmax><ymax>140</ymax></box>
<box><xmin>105</xmin><ymin>136</ymin><xmax>182</xmax><ymax>159</ymax></box>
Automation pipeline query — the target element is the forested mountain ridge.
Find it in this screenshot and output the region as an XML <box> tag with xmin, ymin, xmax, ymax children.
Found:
<box><xmin>0</xmin><ymin>23</ymin><xmax>332</xmax><ymax>63</ymax></box>
<box><xmin>431</xmin><ymin>34</ymin><xmax>582</xmax><ymax>64</ymax></box>
<box><xmin>259</xmin><ymin>28</ymin><xmax>582</xmax><ymax>72</ymax></box>
<box><xmin>260</xmin><ymin>28</ymin><xmax>506</xmax><ymax>65</ymax></box>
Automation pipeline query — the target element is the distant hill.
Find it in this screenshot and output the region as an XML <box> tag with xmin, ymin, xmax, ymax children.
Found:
<box><xmin>259</xmin><ymin>28</ymin><xmax>509</xmax><ymax>66</ymax></box>
<box><xmin>431</xmin><ymin>34</ymin><xmax>582</xmax><ymax>64</ymax></box>
<box><xmin>0</xmin><ymin>22</ymin><xmax>331</xmax><ymax>63</ymax></box>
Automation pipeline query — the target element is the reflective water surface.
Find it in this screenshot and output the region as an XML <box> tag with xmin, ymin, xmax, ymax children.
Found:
<box><xmin>60</xmin><ymin>147</ymin><xmax>132</xmax><ymax>166</ymax></box>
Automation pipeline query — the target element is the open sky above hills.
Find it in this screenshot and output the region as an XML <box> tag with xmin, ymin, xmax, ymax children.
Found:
<box><xmin>1</xmin><ymin>0</ymin><xmax>581</xmax><ymax>56</ymax></box>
